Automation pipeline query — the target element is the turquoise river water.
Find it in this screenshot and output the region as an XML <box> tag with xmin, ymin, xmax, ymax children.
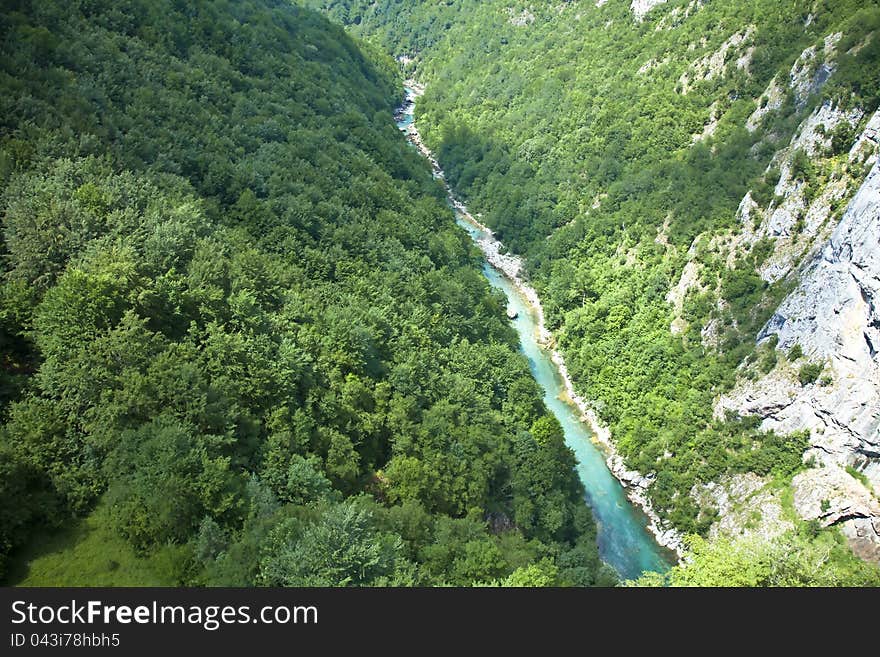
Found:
<box><xmin>397</xmin><ymin>89</ymin><xmax>674</xmax><ymax>580</ymax></box>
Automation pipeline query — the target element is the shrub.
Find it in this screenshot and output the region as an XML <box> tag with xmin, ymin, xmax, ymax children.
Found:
<box><xmin>798</xmin><ymin>362</ymin><xmax>822</xmax><ymax>385</ymax></box>
<box><xmin>759</xmin><ymin>350</ymin><xmax>777</xmax><ymax>374</ymax></box>
<box><xmin>790</xmin><ymin>149</ymin><xmax>814</xmax><ymax>182</ymax></box>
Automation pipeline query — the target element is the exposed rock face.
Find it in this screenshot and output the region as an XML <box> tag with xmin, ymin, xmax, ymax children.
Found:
<box><xmin>693</xmin><ymin>473</ymin><xmax>793</xmax><ymax>543</ymax></box>
<box><xmin>690</xmin><ymin>104</ymin><xmax>876</xmax><ymax>300</ymax></box>
<box><xmin>789</xmin><ymin>101</ymin><xmax>864</xmax><ymax>158</ymax></box>
<box><xmin>792</xmin><ymin>467</ymin><xmax>880</xmax><ymax>562</ymax></box>
<box><xmin>667</xmin><ymin>260</ymin><xmax>703</xmax><ymax>335</ymax></box>
<box><xmin>749</xmin><ymin>33</ymin><xmax>842</xmax><ymax>133</ymax></box>
<box><xmin>679</xmin><ymin>27</ymin><xmax>754</xmax><ymax>95</ymax></box>
<box><xmin>756</xmin><ymin>102</ymin><xmax>868</xmax><ymax>283</ymax></box>
<box><xmin>506</xmin><ymin>7</ymin><xmax>535</xmax><ymax>26</ymax></box>
<box><xmin>691</xmin><ymin>100</ymin><xmax>721</xmax><ymax>143</ymax></box>
<box><xmin>755</xmin><ymin>156</ymin><xmax>880</xmax><ymax>451</ymax></box>
<box><xmin>756</xmin><ymin>153</ymin><xmax>880</xmax><ymax>426</ymax></box>
<box><xmin>675</xmin><ymin>106</ymin><xmax>875</xmax><ymax>348</ymax></box>
<box><xmin>630</xmin><ymin>0</ymin><xmax>667</xmax><ymax>22</ymax></box>
<box><xmin>637</xmin><ymin>56</ymin><xmax>668</xmax><ymax>76</ymax></box>
<box><xmin>790</xmin><ymin>33</ymin><xmax>841</xmax><ymax>107</ymax></box>
<box><xmin>746</xmin><ymin>76</ymin><xmax>785</xmax><ymax>132</ymax></box>
<box><xmin>793</xmin><ymin>467</ymin><xmax>880</xmax><ymax>526</ymax></box>
<box><xmin>655</xmin><ymin>0</ymin><xmax>705</xmax><ymax>31</ymax></box>
<box><xmin>716</xmin><ymin>123</ymin><xmax>880</xmax><ymax>559</ymax></box>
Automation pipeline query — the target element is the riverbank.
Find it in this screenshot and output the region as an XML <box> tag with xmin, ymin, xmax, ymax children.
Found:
<box><xmin>400</xmin><ymin>80</ymin><xmax>685</xmax><ymax>558</ymax></box>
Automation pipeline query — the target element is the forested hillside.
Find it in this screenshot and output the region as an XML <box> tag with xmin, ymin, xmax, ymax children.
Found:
<box><xmin>306</xmin><ymin>0</ymin><xmax>880</xmax><ymax>582</ymax></box>
<box><xmin>0</xmin><ymin>0</ymin><xmax>612</xmax><ymax>586</ymax></box>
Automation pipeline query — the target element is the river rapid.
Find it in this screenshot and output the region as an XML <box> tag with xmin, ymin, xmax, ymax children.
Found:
<box><xmin>396</xmin><ymin>84</ymin><xmax>678</xmax><ymax>580</ymax></box>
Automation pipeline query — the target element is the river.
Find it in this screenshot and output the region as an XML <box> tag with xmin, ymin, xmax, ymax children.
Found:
<box><xmin>396</xmin><ymin>86</ymin><xmax>675</xmax><ymax>580</ymax></box>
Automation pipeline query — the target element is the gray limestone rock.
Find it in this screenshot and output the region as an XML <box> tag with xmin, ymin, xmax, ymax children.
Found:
<box><xmin>716</xmin><ymin>112</ymin><xmax>880</xmax><ymax>560</ymax></box>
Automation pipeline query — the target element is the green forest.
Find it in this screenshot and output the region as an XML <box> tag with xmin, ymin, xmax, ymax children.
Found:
<box><xmin>4</xmin><ymin>0</ymin><xmax>879</xmax><ymax>588</ymax></box>
<box><xmin>0</xmin><ymin>0</ymin><xmax>615</xmax><ymax>587</ymax></box>
<box><xmin>304</xmin><ymin>0</ymin><xmax>880</xmax><ymax>584</ymax></box>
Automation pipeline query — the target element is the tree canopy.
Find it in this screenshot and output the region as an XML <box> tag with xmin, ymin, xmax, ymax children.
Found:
<box><xmin>0</xmin><ymin>0</ymin><xmax>608</xmax><ymax>586</ymax></box>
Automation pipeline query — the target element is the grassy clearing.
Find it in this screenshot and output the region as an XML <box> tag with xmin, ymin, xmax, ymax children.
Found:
<box><xmin>5</xmin><ymin>502</ymin><xmax>188</xmax><ymax>586</ymax></box>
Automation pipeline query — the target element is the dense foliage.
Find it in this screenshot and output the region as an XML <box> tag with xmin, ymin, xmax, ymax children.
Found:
<box><xmin>305</xmin><ymin>0</ymin><xmax>880</xmax><ymax>534</ymax></box>
<box><xmin>631</xmin><ymin>532</ymin><xmax>880</xmax><ymax>587</ymax></box>
<box><xmin>0</xmin><ymin>0</ymin><xmax>612</xmax><ymax>586</ymax></box>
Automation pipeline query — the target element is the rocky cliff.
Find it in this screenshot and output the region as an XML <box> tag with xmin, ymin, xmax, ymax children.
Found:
<box><xmin>715</xmin><ymin>111</ymin><xmax>880</xmax><ymax>561</ymax></box>
<box><xmin>630</xmin><ymin>0</ymin><xmax>668</xmax><ymax>22</ymax></box>
<box><xmin>658</xmin><ymin>27</ymin><xmax>880</xmax><ymax>561</ymax></box>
